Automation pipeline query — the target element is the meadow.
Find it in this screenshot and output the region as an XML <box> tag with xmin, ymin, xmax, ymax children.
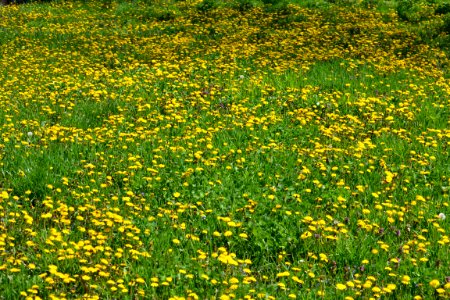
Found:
<box><xmin>0</xmin><ymin>0</ymin><xmax>449</xmax><ymax>299</ymax></box>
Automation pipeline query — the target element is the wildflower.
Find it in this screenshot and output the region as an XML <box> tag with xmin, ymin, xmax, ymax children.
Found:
<box><xmin>277</xmin><ymin>271</ymin><xmax>290</xmax><ymax>278</ymax></box>
<box><xmin>401</xmin><ymin>275</ymin><xmax>411</xmax><ymax>284</ymax></box>
<box><xmin>430</xmin><ymin>279</ymin><xmax>440</xmax><ymax>288</ymax></box>
<box><xmin>301</xmin><ymin>231</ymin><xmax>312</xmax><ymax>239</ymax></box>
<box><xmin>9</xmin><ymin>268</ymin><xmax>21</xmax><ymax>273</ymax></box>
<box><xmin>229</xmin><ymin>277</ymin><xmax>239</xmax><ymax>284</ymax></box>
<box><xmin>372</xmin><ymin>286</ymin><xmax>381</xmax><ymax>293</ymax></box>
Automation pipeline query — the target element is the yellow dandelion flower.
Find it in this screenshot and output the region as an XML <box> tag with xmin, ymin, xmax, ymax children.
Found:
<box><xmin>224</xmin><ymin>231</ymin><xmax>233</xmax><ymax>237</ymax></box>
<box><xmin>430</xmin><ymin>279</ymin><xmax>440</xmax><ymax>288</ymax></box>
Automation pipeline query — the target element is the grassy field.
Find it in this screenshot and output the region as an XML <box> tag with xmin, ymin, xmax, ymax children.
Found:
<box><xmin>0</xmin><ymin>0</ymin><xmax>449</xmax><ymax>299</ymax></box>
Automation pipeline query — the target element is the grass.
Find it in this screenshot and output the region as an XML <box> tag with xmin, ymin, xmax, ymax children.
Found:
<box><xmin>0</xmin><ymin>0</ymin><xmax>450</xmax><ymax>299</ymax></box>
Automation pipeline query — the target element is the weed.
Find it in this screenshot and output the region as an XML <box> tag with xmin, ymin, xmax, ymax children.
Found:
<box><xmin>0</xmin><ymin>1</ymin><xmax>449</xmax><ymax>299</ymax></box>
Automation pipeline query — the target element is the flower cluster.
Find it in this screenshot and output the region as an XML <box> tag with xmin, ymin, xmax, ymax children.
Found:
<box><xmin>0</xmin><ymin>0</ymin><xmax>449</xmax><ymax>299</ymax></box>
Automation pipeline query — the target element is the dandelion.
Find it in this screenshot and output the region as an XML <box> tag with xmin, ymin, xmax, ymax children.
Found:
<box><xmin>372</xmin><ymin>286</ymin><xmax>381</xmax><ymax>293</ymax></box>
<box><xmin>301</xmin><ymin>231</ymin><xmax>312</xmax><ymax>239</ymax></box>
<box><xmin>430</xmin><ymin>279</ymin><xmax>440</xmax><ymax>288</ymax></box>
<box><xmin>9</xmin><ymin>268</ymin><xmax>21</xmax><ymax>273</ymax></box>
<box><xmin>401</xmin><ymin>275</ymin><xmax>411</xmax><ymax>284</ymax></box>
<box><xmin>229</xmin><ymin>277</ymin><xmax>239</xmax><ymax>284</ymax></box>
<box><xmin>276</xmin><ymin>271</ymin><xmax>290</xmax><ymax>278</ymax></box>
